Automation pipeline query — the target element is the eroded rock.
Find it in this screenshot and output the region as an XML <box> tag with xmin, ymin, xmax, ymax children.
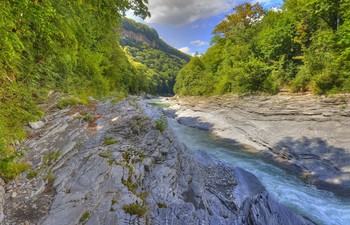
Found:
<box><xmin>167</xmin><ymin>94</ymin><xmax>350</xmax><ymax>196</ymax></box>
<box><xmin>2</xmin><ymin>98</ymin><xmax>315</xmax><ymax>225</ymax></box>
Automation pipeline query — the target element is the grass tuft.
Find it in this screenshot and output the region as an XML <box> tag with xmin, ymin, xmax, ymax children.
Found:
<box><xmin>26</xmin><ymin>169</ymin><xmax>39</xmax><ymax>179</ymax></box>
<box><xmin>56</xmin><ymin>97</ymin><xmax>87</xmax><ymax>109</ymax></box>
<box><xmin>155</xmin><ymin>116</ymin><xmax>168</xmax><ymax>133</ymax></box>
<box><xmin>80</xmin><ymin>210</ymin><xmax>91</xmax><ymax>224</ymax></box>
<box><xmin>0</xmin><ymin>160</ymin><xmax>29</xmax><ymax>181</ymax></box>
<box><xmin>122</xmin><ymin>202</ymin><xmax>148</xmax><ymax>217</ymax></box>
<box><xmin>104</xmin><ymin>138</ymin><xmax>118</xmax><ymax>146</ymax></box>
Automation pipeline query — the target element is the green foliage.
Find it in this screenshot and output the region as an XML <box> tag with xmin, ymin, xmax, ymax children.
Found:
<box><xmin>26</xmin><ymin>169</ymin><xmax>39</xmax><ymax>179</ymax></box>
<box><xmin>157</xmin><ymin>202</ymin><xmax>167</xmax><ymax>208</ymax></box>
<box><xmin>43</xmin><ymin>151</ymin><xmax>61</xmax><ymax>166</ymax></box>
<box><xmin>111</xmin><ymin>91</ymin><xmax>128</xmax><ymax>103</ymax></box>
<box><xmin>121</xmin><ymin>18</ymin><xmax>190</xmax><ymax>62</ymax></box>
<box><xmin>83</xmin><ymin>115</ymin><xmax>94</xmax><ymax>123</ymax></box>
<box><xmin>120</xmin><ymin>18</ymin><xmax>189</xmax><ymax>95</ymax></box>
<box><xmin>0</xmin><ymin>160</ymin><xmax>29</xmax><ymax>181</ymax></box>
<box><xmin>80</xmin><ymin>210</ymin><xmax>91</xmax><ymax>224</ymax></box>
<box><xmin>174</xmin><ymin>57</ymin><xmax>214</xmax><ymax>96</ymax></box>
<box><xmin>174</xmin><ymin>1</ymin><xmax>350</xmax><ymax>96</ymax></box>
<box><xmin>155</xmin><ymin>116</ymin><xmax>168</xmax><ymax>133</ymax></box>
<box><xmin>122</xmin><ymin>202</ymin><xmax>148</xmax><ymax>217</ymax></box>
<box><xmin>57</xmin><ymin>98</ymin><xmax>87</xmax><ymax>109</ymax></box>
<box><xmin>45</xmin><ymin>170</ymin><xmax>56</xmax><ymax>184</ymax></box>
<box><xmin>122</xmin><ymin>175</ymin><xmax>138</xmax><ymax>194</ymax></box>
<box><xmin>0</xmin><ymin>0</ymin><xmax>151</xmax><ymax>179</ymax></box>
<box><xmin>104</xmin><ymin>138</ymin><xmax>119</xmax><ymax>146</ymax></box>
<box><xmin>99</xmin><ymin>150</ymin><xmax>112</xmax><ymax>159</ymax></box>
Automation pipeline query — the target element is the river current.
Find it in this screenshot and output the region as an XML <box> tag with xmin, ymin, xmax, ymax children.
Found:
<box><xmin>148</xmin><ymin>99</ymin><xmax>350</xmax><ymax>225</ymax></box>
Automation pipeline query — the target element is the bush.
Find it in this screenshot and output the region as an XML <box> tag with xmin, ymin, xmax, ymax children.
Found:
<box><xmin>122</xmin><ymin>202</ymin><xmax>148</xmax><ymax>217</ymax></box>
<box><xmin>45</xmin><ymin>170</ymin><xmax>56</xmax><ymax>184</ymax></box>
<box><xmin>290</xmin><ymin>66</ymin><xmax>311</xmax><ymax>92</ymax></box>
<box><xmin>0</xmin><ymin>160</ymin><xmax>29</xmax><ymax>181</ymax></box>
<box><xmin>80</xmin><ymin>210</ymin><xmax>91</xmax><ymax>224</ymax></box>
<box><xmin>104</xmin><ymin>138</ymin><xmax>118</xmax><ymax>146</ymax></box>
<box><xmin>43</xmin><ymin>151</ymin><xmax>61</xmax><ymax>166</ymax></box>
<box><xmin>56</xmin><ymin>97</ymin><xmax>87</xmax><ymax>109</ymax></box>
<box><xmin>155</xmin><ymin>116</ymin><xmax>168</xmax><ymax>132</ymax></box>
<box><xmin>26</xmin><ymin>169</ymin><xmax>39</xmax><ymax>179</ymax></box>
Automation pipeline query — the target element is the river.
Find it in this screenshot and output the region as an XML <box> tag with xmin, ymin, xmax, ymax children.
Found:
<box><xmin>148</xmin><ymin>100</ymin><xmax>350</xmax><ymax>225</ymax></box>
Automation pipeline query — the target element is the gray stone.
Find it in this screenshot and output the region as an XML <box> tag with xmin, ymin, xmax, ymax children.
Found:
<box><xmin>4</xmin><ymin>97</ymin><xmax>315</xmax><ymax>225</ymax></box>
<box><xmin>167</xmin><ymin>95</ymin><xmax>350</xmax><ymax>196</ymax></box>
<box><xmin>29</xmin><ymin>121</ymin><xmax>45</xmax><ymax>129</ymax></box>
<box><xmin>11</xmin><ymin>192</ymin><xmax>17</xmax><ymax>198</ymax></box>
<box><xmin>61</xmin><ymin>141</ymin><xmax>76</xmax><ymax>156</ymax></box>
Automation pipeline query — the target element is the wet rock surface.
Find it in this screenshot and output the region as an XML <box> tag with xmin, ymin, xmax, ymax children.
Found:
<box><xmin>166</xmin><ymin>94</ymin><xmax>350</xmax><ymax>196</ymax></box>
<box><xmin>1</xmin><ymin>97</ymin><xmax>314</xmax><ymax>224</ymax></box>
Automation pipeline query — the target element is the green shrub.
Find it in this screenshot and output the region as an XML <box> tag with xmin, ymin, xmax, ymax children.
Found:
<box><xmin>56</xmin><ymin>97</ymin><xmax>87</xmax><ymax>109</ymax></box>
<box><xmin>104</xmin><ymin>138</ymin><xmax>118</xmax><ymax>146</ymax></box>
<box><xmin>83</xmin><ymin>115</ymin><xmax>94</xmax><ymax>123</ymax></box>
<box><xmin>155</xmin><ymin>116</ymin><xmax>168</xmax><ymax>133</ymax></box>
<box><xmin>99</xmin><ymin>150</ymin><xmax>112</xmax><ymax>159</ymax></box>
<box><xmin>0</xmin><ymin>160</ymin><xmax>29</xmax><ymax>181</ymax></box>
<box><xmin>80</xmin><ymin>210</ymin><xmax>91</xmax><ymax>224</ymax></box>
<box><xmin>26</xmin><ymin>169</ymin><xmax>39</xmax><ymax>179</ymax></box>
<box><xmin>290</xmin><ymin>67</ymin><xmax>311</xmax><ymax>92</ymax></box>
<box><xmin>157</xmin><ymin>202</ymin><xmax>167</xmax><ymax>208</ymax></box>
<box><xmin>122</xmin><ymin>175</ymin><xmax>138</xmax><ymax>194</ymax></box>
<box><xmin>44</xmin><ymin>151</ymin><xmax>61</xmax><ymax>166</ymax></box>
<box><xmin>111</xmin><ymin>91</ymin><xmax>128</xmax><ymax>103</ymax></box>
<box><xmin>122</xmin><ymin>202</ymin><xmax>148</xmax><ymax>217</ymax></box>
<box><xmin>45</xmin><ymin>170</ymin><xmax>56</xmax><ymax>184</ymax></box>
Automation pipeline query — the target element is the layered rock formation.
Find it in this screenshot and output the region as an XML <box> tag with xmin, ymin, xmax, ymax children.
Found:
<box><xmin>1</xmin><ymin>98</ymin><xmax>314</xmax><ymax>224</ymax></box>
<box><xmin>166</xmin><ymin>94</ymin><xmax>350</xmax><ymax>196</ymax></box>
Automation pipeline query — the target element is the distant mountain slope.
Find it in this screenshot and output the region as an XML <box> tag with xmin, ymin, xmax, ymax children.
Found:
<box><xmin>120</xmin><ymin>17</ymin><xmax>190</xmax><ymax>95</ymax></box>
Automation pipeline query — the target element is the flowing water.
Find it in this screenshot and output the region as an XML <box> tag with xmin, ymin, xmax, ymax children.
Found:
<box><xmin>147</xmin><ymin>98</ymin><xmax>350</xmax><ymax>225</ymax></box>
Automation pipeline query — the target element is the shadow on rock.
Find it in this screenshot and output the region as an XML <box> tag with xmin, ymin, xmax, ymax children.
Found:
<box><xmin>177</xmin><ymin>116</ymin><xmax>215</xmax><ymax>131</ymax></box>
<box><xmin>276</xmin><ymin>137</ymin><xmax>350</xmax><ymax>196</ymax></box>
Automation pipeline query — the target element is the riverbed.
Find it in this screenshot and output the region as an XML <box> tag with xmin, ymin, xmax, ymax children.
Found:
<box><xmin>148</xmin><ymin>98</ymin><xmax>350</xmax><ymax>225</ymax></box>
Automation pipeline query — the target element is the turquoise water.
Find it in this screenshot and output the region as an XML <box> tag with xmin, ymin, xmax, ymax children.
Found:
<box><xmin>168</xmin><ymin>118</ymin><xmax>350</xmax><ymax>225</ymax></box>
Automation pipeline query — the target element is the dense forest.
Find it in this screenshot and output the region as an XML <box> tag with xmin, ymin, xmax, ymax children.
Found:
<box><xmin>0</xmin><ymin>0</ymin><xmax>152</xmax><ymax>179</ymax></box>
<box><xmin>120</xmin><ymin>18</ymin><xmax>189</xmax><ymax>95</ymax></box>
<box><xmin>174</xmin><ymin>1</ymin><xmax>350</xmax><ymax>96</ymax></box>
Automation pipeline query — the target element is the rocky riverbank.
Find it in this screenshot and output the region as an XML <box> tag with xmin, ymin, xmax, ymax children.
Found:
<box><xmin>0</xmin><ymin>97</ymin><xmax>314</xmax><ymax>224</ymax></box>
<box><xmin>164</xmin><ymin>93</ymin><xmax>350</xmax><ymax>196</ymax></box>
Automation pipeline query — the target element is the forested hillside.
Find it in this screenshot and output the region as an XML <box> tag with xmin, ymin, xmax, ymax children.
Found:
<box><xmin>0</xmin><ymin>0</ymin><xmax>151</xmax><ymax>179</ymax></box>
<box><xmin>120</xmin><ymin>18</ymin><xmax>190</xmax><ymax>95</ymax></box>
<box><xmin>175</xmin><ymin>1</ymin><xmax>350</xmax><ymax>96</ymax></box>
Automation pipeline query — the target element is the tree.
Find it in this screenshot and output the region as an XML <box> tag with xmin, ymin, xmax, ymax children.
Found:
<box><xmin>0</xmin><ymin>0</ymin><xmax>152</xmax><ymax>179</ymax></box>
<box><xmin>308</xmin><ymin>0</ymin><xmax>341</xmax><ymax>32</ymax></box>
<box><xmin>213</xmin><ymin>2</ymin><xmax>265</xmax><ymax>38</ymax></box>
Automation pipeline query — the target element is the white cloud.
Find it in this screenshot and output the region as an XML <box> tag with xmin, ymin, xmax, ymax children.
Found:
<box><xmin>143</xmin><ymin>0</ymin><xmax>281</xmax><ymax>26</ymax></box>
<box><xmin>125</xmin><ymin>10</ymin><xmax>144</xmax><ymax>23</ymax></box>
<box><xmin>178</xmin><ymin>47</ymin><xmax>190</xmax><ymax>54</ymax></box>
<box><xmin>190</xmin><ymin>40</ymin><xmax>209</xmax><ymax>46</ymax></box>
<box><xmin>145</xmin><ymin>0</ymin><xmax>241</xmax><ymax>26</ymax></box>
<box><xmin>178</xmin><ymin>47</ymin><xmax>201</xmax><ymax>57</ymax></box>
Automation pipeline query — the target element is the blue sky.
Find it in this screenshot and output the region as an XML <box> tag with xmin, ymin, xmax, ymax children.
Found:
<box><xmin>126</xmin><ymin>0</ymin><xmax>283</xmax><ymax>55</ymax></box>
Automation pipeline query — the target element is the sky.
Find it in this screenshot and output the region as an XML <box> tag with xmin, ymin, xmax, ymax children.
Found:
<box><xmin>126</xmin><ymin>0</ymin><xmax>284</xmax><ymax>56</ymax></box>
